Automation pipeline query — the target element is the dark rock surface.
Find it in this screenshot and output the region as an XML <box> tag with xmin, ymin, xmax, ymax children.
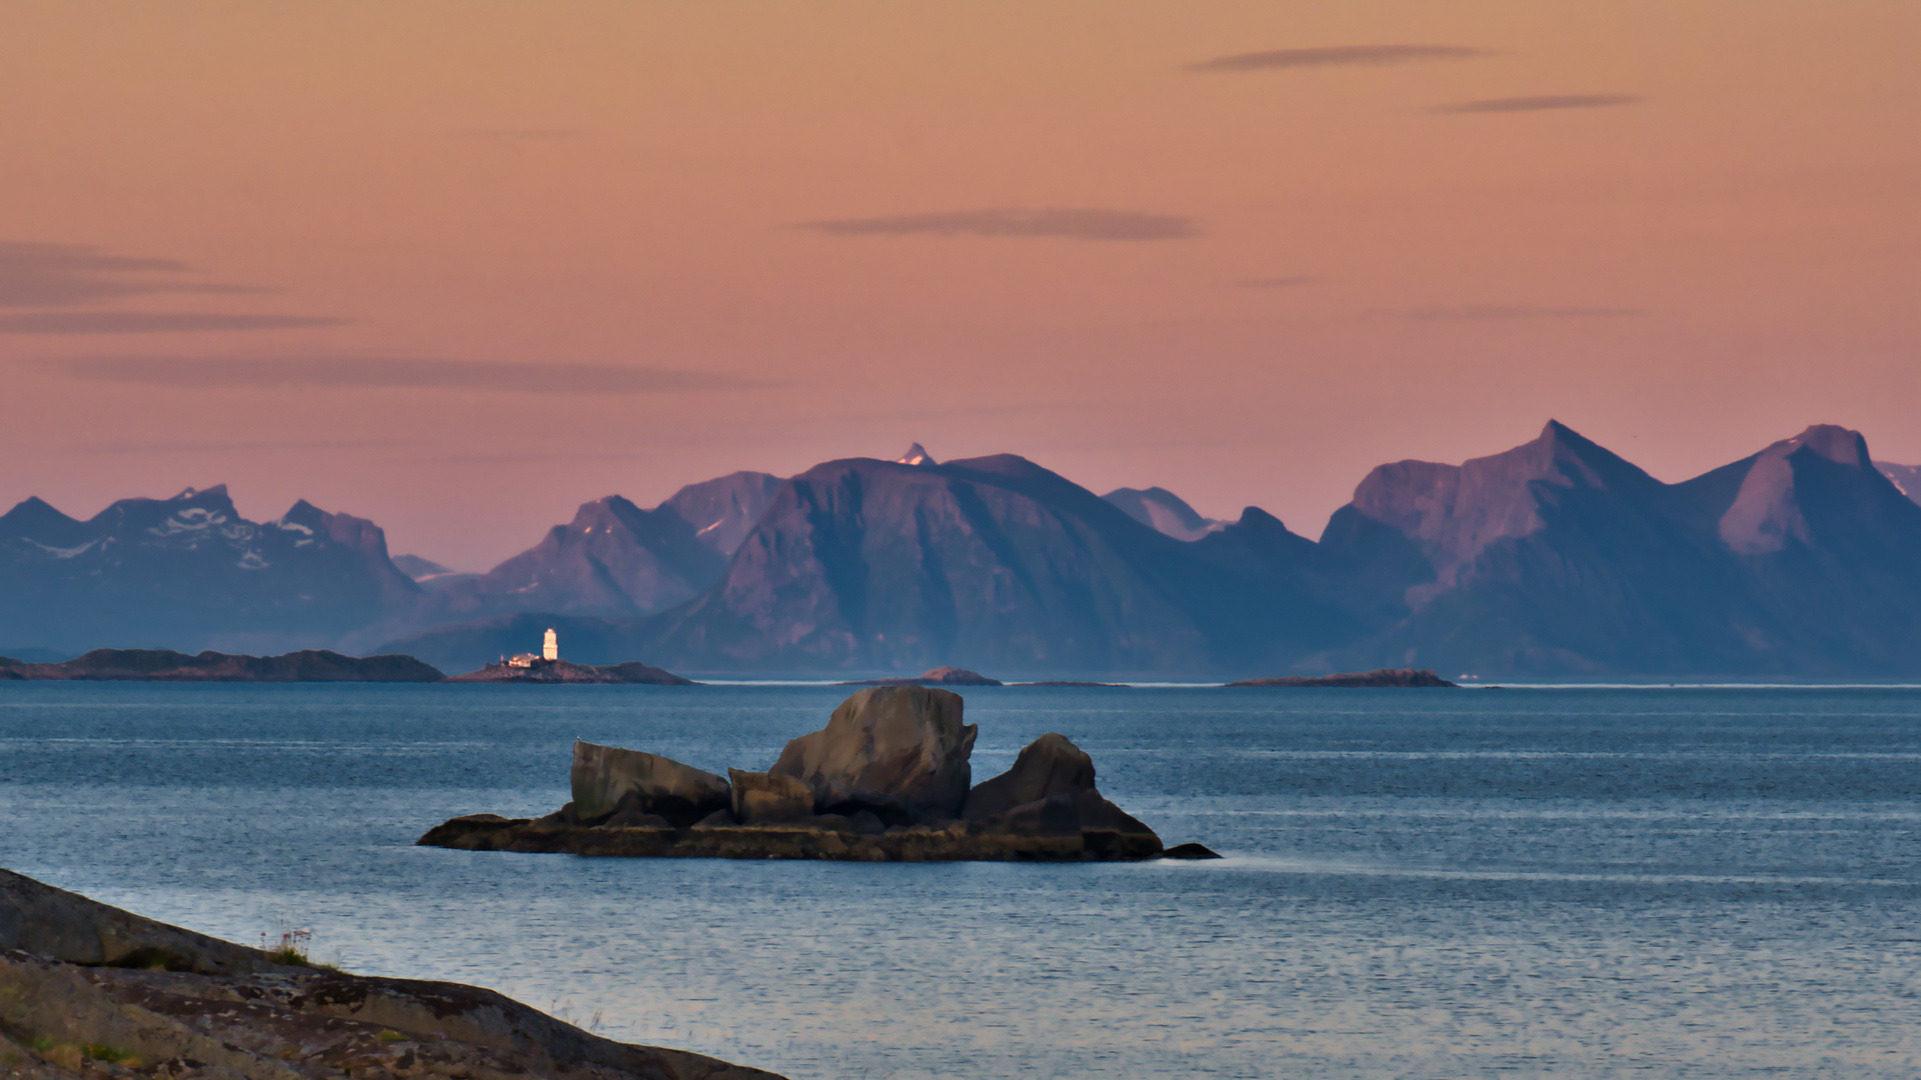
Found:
<box><xmin>573</xmin><ymin>741</ymin><xmax>730</xmax><ymax>824</ymax></box>
<box><xmin>447</xmin><ymin>657</ymin><xmax>694</xmax><ymax>684</ymax></box>
<box><xmin>0</xmin><ymin>867</ymin><xmax>781</xmax><ymax>1080</ymax></box>
<box><xmin>726</xmin><ymin>769</ymin><xmax>814</xmax><ymax>824</ymax></box>
<box><xmin>770</xmin><ymin>686</ymin><xmax>977</xmax><ymax>819</ymax></box>
<box><xmin>962</xmin><ymin>732</ymin><xmax>1096</xmax><ymax>820</ymax></box>
<box><xmin>0</xmin><ymin>649</ymin><xmax>443</xmax><ymax>683</ymax></box>
<box><xmin>1226</xmin><ymin>668</ymin><xmax>1457</xmax><ymax>688</ymax></box>
<box><xmin>418</xmin><ymin>689</ymin><xmax>1173</xmax><ymax>861</ymax></box>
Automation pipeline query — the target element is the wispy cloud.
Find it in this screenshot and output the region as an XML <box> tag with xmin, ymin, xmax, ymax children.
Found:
<box><xmin>1233</xmin><ymin>276</ymin><xmax>1318</xmax><ymax>289</ymax></box>
<box><xmin>0</xmin><ymin>312</ymin><xmax>341</xmax><ymax>333</ymax></box>
<box><xmin>1434</xmin><ymin>94</ymin><xmax>1642</xmax><ymax>114</ymax></box>
<box><xmin>1190</xmin><ymin>45</ymin><xmax>1485</xmax><ymax>73</ymax></box>
<box><xmin>42</xmin><ymin>355</ymin><xmax>768</xmax><ymax>394</ymax></box>
<box><xmin>456</xmin><ymin>127</ymin><xmax>579</xmax><ymax>141</ymax></box>
<box><xmin>68</xmin><ymin>437</ymin><xmax>424</xmax><ymax>455</ymax></box>
<box><xmin>800</xmin><ymin>208</ymin><xmax>1199</xmax><ymax>242</ymax></box>
<box><xmin>1384</xmin><ymin>304</ymin><xmax>1649</xmax><ymax>322</ymax></box>
<box><xmin>0</xmin><ymin>241</ymin><xmax>266</xmax><ymax>308</ymax></box>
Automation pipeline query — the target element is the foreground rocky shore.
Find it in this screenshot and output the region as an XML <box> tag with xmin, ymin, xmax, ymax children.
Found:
<box><xmin>420</xmin><ymin>686</ymin><xmax>1207</xmax><ymax>862</ymax></box>
<box><xmin>0</xmin><ymin>867</ymin><xmax>780</xmax><ymax>1080</ymax></box>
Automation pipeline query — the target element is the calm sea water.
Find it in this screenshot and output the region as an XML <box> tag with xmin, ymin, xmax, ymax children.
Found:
<box><xmin>1</xmin><ymin>683</ymin><xmax>1916</xmax><ymax>1079</ymax></box>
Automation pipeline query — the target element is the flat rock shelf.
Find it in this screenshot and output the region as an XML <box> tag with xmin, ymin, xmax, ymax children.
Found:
<box><xmin>418</xmin><ymin>813</ymin><xmax>1162</xmax><ymax>861</ymax></box>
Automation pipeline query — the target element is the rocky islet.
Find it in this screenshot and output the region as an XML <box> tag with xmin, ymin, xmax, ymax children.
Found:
<box><xmin>418</xmin><ymin>685</ymin><xmax>1186</xmax><ymax>861</ymax></box>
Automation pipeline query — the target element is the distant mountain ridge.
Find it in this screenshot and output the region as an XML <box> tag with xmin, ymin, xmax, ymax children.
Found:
<box><xmin>0</xmin><ymin>485</ymin><xmax>417</xmax><ymax>655</ymax></box>
<box><xmin>399</xmin><ymin>472</ymin><xmax>784</xmax><ymax>633</ymax></box>
<box><xmin>10</xmin><ymin>426</ymin><xmax>1921</xmax><ymax>677</ymax></box>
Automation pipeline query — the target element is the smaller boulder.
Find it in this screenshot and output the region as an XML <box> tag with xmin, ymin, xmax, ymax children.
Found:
<box><xmin>572</xmin><ymin>741</ymin><xmax>730</xmax><ymax>826</ymax></box>
<box><xmin>962</xmin><ymin>732</ymin><xmax>1096</xmax><ymax>820</ymax></box>
<box><xmin>729</xmin><ymin>769</ymin><xmax>815</xmax><ymax>824</ymax></box>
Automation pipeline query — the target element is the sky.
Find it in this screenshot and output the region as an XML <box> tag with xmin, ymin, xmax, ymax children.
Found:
<box><xmin>3</xmin><ymin>0</ymin><xmax>1916</xmax><ymax>569</ymax></box>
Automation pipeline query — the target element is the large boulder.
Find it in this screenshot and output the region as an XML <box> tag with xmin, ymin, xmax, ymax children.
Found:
<box><xmin>572</xmin><ymin>741</ymin><xmax>731</xmax><ymax>826</ymax></box>
<box><xmin>728</xmin><ymin>769</ymin><xmax>815</xmax><ymax>824</ymax></box>
<box><xmin>962</xmin><ymin>732</ymin><xmax>1096</xmax><ymax>820</ymax></box>
<box><xmin>770</xmin><ymin>686</ymin><xmax>977</xmax><ymax>819</ymax></box>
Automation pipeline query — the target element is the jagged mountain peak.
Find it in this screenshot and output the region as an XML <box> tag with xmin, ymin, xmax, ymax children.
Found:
<box><xmin>1772</xmin><ymin>424</ymin><xmax>1869</xmax><ymax>468</ymax></box>
<box><xmin>656</xmin><ymin>470</ymin><xmax>783</xmax><ymax>556</ymax></box>
<box><xmin>896</xmin><ymin>443</ymin><xmax>936</xmax><ymax>466</ymax></box>
<box><xmin>1717</xmin><ymin>424</ymin><xmax>1888</xmax><ymax>555</ymax></box>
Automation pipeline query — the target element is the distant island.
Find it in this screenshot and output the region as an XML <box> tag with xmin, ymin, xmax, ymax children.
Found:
<box><xmin>1226</xmin><ymin>668</ymin><xmax>1457</xmax><ymax>688</ymax></box>
<box><xmin>0</xmin><ymin>648</ymin><xmax>443</xmax><ymax>682</ymax></box>
<box><xmin>839</xmin><ymin>665</ymin><xmax>1003</xmax><ymax>687</ymax></box>
<box><xmin>450</xmin><ymin>658</ymin><xmax>694</xmax><ymax>685</ymax></box>
<box><xmin>447</xmin><ymin>626</ymin><xmax>694</xmax><ymax>684</ymax></box>
<box><xmin>0</xmin><ymin>629</ymin><xmax>698</xmax><ymax>685</ymax></box>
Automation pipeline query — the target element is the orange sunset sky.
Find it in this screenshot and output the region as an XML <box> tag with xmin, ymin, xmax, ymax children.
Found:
<box><xmin>3</xmin><ymin>1</ymin><xmax>1916</xmax><ymax>569</ymax></box>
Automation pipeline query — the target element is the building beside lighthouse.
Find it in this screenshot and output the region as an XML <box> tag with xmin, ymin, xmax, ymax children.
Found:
<box><xmin>506</xmin><ymin>627</ymin><xmax>560</xmax><ymax>668</ymax></box>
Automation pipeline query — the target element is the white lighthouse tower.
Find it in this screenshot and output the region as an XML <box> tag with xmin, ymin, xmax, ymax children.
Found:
<box><xmin>542</xmin><ymin>627</ymin><xmax>559</xmax><ymax>661</ymax></box>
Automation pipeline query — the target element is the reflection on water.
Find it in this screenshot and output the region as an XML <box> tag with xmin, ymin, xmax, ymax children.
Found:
<box><xmin>1</xmin><ymin>684</ymin><xmax>1916</xmax><ymax>1079</ymax></box>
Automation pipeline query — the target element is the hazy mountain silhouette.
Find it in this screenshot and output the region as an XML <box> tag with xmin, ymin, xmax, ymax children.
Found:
<box><xmin>625</xmin><ymin>454</ymin><xmax>1351</xmax><ymax>675</ymax></box>
<box><xmin>398</xmin><ymin>471</ymin><xmax>783</xmax><ymax>634</ymax></box>
<box><xmin>1321</xmin><ymin>422</ymin><xmax>1921</xmax><ymax>676</ymax></box>
<box><xmin>1102</xmin><ymin>486</ymin><xmax>1225</xmax><ymax>540</ymax></box>
<box><xmin>1878</xmin><ymin>461</ymin><xmax>1921</xmax><ymax>507</ymax></box>
<box><xmin>423</xmin><ymin>495</ymin><xmax>725</xmax><ymax>621</ymax></box>
<box><xmin>15</xmin><ymin>425</ymin><xmax>1921</xmax><ymax>677</ymax></box>
<box><xmin>0</xmin><ymin>485</ymin><xmax>417</xmax><ymax>655</ymax></box>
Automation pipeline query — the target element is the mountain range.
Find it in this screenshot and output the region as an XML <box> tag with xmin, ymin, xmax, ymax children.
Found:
<box><xmin>6</xmin><ymin>427</ymin><xmax>1921</xmax><ymax>678</ymax></box>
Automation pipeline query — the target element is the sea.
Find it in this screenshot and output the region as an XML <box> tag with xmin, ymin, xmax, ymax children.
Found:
<box><xmin>1</xmin><ymin>682</ymin><xmax>1916</xmax><ymax>1079</ymax></box>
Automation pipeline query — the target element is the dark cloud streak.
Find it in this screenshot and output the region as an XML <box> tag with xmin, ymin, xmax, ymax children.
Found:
<box><xmin>0</xmin><ymin>241</ymin><xmax>266</xmax><ymax>308</ymax></box>
<box><xmin>1386</xmin><ymin>304</ymin><xmax>1649</xmax><ymax>322</ymax></box>
<box><xmin>1234</xmin><ymin>276</ymin><xmax>1318</xmax><ymax>289</ymax></box>
<box><xmin>1190</xmin><ymin>45</ymin><xmax>1485</xmax><ymax>73</ymax></box>
<box><xmin>801</xmin><ymin>208</ymin><xmax>1198</xmax><ymax>241</ymax></box>
<box><xmin>43</xmin><ymin>355</ymin><xmax>767</xmax><ymax>394</ymax></box>
<box><xmin>1434</xmin><ymin>94</ymin><xmax>1643</xmax><ymax>114</ymax></box>
<box><xmin>69</xmin><ymin>437</ymin><xmax>424</xmax><ymax>455</ymax></box>
<box><xmin>0</xmin><ymin>312</ymin><xmax>340</xmax><ymax>333</ymax></box>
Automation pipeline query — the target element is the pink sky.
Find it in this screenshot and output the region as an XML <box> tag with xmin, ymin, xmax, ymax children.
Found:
<box><xmin>3</xmin><ymin>0</ymin><xmax>1916</xmax><ymax>568</ymax></box>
